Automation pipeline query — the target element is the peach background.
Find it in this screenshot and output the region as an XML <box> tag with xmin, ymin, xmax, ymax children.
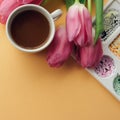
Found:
<box><xmin>0</xmin><ymin>0</ymin><xmax>120</xmax><ymax>120</ymax></box>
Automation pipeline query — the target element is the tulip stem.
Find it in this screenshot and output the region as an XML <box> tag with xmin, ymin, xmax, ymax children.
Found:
<box><xmin>87</xmin><ymin>0</ymin><xmax>92</xmax><ymax>15</ymax></box>
<box><xmin>75</xmin><ymin>0</ymin><xmax>79</xmax><ymax>3</ymax></box>
<box><xmin>94</xmin><ymin>0</ymin><xmax>104</xmax><ymax>44</ymax></box>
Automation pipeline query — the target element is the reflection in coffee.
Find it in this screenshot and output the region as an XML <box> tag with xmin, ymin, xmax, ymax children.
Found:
<box><xmin>11</xmin><ymin>10</ymin><xmax>50</xmax><ymax>49</ymax></box>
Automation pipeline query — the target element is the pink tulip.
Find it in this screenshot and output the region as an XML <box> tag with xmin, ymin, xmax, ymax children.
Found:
<box><xmin>30</xmin><ymin>0</ymin><xmax>43</xmax><ymax>4</ymax></box>
<box><xmin>0</xmin><ymin>0</ymin><xmax>43</xmax><ymax>24</ymax></box>
<box><xmin>75</xmin><ymin>38</ymin><xmax>103</xmax><ymax>68</ymax></box>
<box><xmin>66</xmin><ymin>2</ymin><xmax>92</xmax><ymax>47</ymax></box>
<box><xmin>47</xmin><ymin>26</ymin><xmax>72</xmax><ymax>67</ymax></box>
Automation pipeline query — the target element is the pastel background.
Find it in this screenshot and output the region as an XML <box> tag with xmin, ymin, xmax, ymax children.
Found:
<box><xmin>0</xmin><ymin>0</ymin><xmax>120</xmax><ymax>120</ymax></box>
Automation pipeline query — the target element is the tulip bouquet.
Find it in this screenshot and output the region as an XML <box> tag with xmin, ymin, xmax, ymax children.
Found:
<box><xmin>47</xmin><ymin>0</ymin><xmax>104</xmax><ymax>68</ymax></box>
<box><xmin>0</xmin><ymin>0</ymin><xmax>104</xmax><ymax>68</ymax></box>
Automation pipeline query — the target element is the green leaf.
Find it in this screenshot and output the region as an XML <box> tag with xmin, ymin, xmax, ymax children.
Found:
<box><xmin>80</xmin><ymin>0</ymin><xmax>86</xmax><ymax>4</ymax></box>
<box><xmin>65</xmin><ymin>0</ymin><xmax>86</xmax><ymax>9</ymax></box>
<box><xmin>41</xmin><ymin>0</ymin><xmax>49</xmax><ymax>5</ymax></box>
<box><xmin>65</xmin><ymin>0</ymin><xmax>75</xmax><ymax>9</ymax></box>
<box><xmin>94</xmin><ymin>0</ymin><xmax>104</xmax><ymax>44</ymax></box>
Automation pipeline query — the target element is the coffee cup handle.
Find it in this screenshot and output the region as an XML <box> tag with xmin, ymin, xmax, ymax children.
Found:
<box><xmin>51</xmin><ymin>9</ymin><xmax>62</xmax><ymax>21</ymax></box>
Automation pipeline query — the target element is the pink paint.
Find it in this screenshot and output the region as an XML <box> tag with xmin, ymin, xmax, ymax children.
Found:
<box><xmin>94</xmin><ymin>55</ymin><xmax>115</xmax><ymax>78</ymax></box>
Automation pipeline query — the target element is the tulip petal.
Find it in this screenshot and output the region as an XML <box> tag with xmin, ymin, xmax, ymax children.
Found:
<box><xmin>92</xmin><ymin>39</ymin><xmax>103</xmax><ymax>67</ymax></box>
<box><xmin>0</xmin><ymin>0</ymin><xmax>43</xmax><ymax>24</ymax></box>
<box><xmin>83</xmin><ymin>7</ymin><xmax>92</xmax><ymax>44</ymax></box>
<box><xmin>66</xmin><ymin>4</ymin><xmax>81</xmax><ymax>42</ymax></box>
<box><xmin>75</xmin><ymin>5</ymin><xmax>92</xmax><ymax>47</ymax></box>
<box><xmin>74</xmin><ymin>10</ymin><xmax>86</xmax><ymax>46</ymax></box>
<box><xmin>47</xmin><ymin>26</ymin><xmax>72</xmax><ymax>67</ymax></box>
<box><xmin>17</xmin><ymin>0</ymin><xmax>43</xmax><ymax>4</ymax></box>
<box><xmin>0</xmin><ymin>0</ymin><xmax>21</xmax><ymax>24</ymax></box>
<box><xmin>77</xmin><ymin>38</ymin><xmax>103</xmax><ymax>68</ymax></box>
<box><xmin>20</xmin><ymin>0</ymin><xmax>34</xmax><ymax>4</ymax></box>
<box><xmin>30</xmin><ymin>0</ymin><xmax>43</xmax><ymax>4</ymax></box>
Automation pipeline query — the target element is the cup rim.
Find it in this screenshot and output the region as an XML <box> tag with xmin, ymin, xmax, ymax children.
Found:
<box><xmin>6</xmin><ymin>4</ymin><xmax>55</xmax><ymax>53</ymax></box>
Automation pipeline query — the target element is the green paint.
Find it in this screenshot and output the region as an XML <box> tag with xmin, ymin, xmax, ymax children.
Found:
<box><xmin>113</xmin><ymin>74</ymin><xmax>120</xmax><ymax>96</ymax></box>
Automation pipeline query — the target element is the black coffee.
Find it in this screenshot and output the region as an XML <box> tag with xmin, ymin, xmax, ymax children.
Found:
<box><xmin>11</xmin><ymin>10</ymin><xmax>50</xmax><ymax>49</ymax></box>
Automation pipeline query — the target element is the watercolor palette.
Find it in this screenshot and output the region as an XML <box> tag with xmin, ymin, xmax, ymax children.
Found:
<box><xmin>87</xmin><ymin>0</ymin><xmax>120</xmax><ymax>101</ymax></box>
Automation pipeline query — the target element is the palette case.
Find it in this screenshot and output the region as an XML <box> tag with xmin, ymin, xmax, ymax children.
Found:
<box><xmin>87</xmin><ymin>0</ymin><xmax>120</xmax><ymax>101</ymax></box>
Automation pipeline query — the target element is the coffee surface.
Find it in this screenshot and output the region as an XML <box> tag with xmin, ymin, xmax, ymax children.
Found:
<box><xmin>11</xmin><ymin>10</ymin><xmax>50</xmax><ymax>48</ymax></box>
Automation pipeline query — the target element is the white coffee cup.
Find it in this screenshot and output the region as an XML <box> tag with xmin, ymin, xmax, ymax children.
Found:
<box><xmin>6</xmin><ymin>4</ymin><xmax>62</xmax><ymax>53</ymax></box>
